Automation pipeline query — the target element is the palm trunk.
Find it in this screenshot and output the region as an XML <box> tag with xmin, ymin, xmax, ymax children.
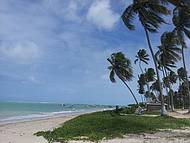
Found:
<box><xmin>120</xmin><ymin>78</ymin><xmax>139</xmax><ymax>105</ymax></box>
<box><xmin>182</xmin><ymin>47</ymin><xmax>190</xmax><ymax>112</ymax></box>
<box><xmin>144</xmin><ymin>27</ymin><xmax>167</xmax><ymax>116</ymax></box>
<box><xmin>139</xmin><ymin>61</ymin><xmax>144</xmax><ymax>74</ymax></box>
<box><xmin>170</xmin><ymin>85</ymin><xmax>175</xmax><ymax>111</ymax></box>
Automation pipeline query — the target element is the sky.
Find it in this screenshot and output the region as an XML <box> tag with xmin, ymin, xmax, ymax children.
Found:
<box><xmin>0</xmin><ymin>0</ymin><xmax>190</xmax><ymax>105</ymax></box>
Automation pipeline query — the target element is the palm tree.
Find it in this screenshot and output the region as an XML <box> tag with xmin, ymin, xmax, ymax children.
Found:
<box><xmin>150</xmin><ymin>80</ymin><xmax>161</xmax><ymax>99</ymax></box>
<box><xmin>156</xmin><ymin>31</ymin><xmax>181</xmax><ymax>111</ymax></box>
<box><xmin>135</xmin><ymin>49</ymin><xmax>149</xmax><ymax>73</ymax></box>
<box><xmin>145</xmin><ymin>68</ymin><xmax>157</xmax><ymax>100</ymax></box>
<box><xmin>163</xmin><ymin>71</ymin><xmax>178</xmax><ymax>111</ymax></box>
<box><xmin>177</xmin><ymin>67</ymin><xmax>187</xmax><ymax>109</ymax></box>
<box><xmin>145</xmin><ymin>68</ymin><xmax>159</xmax><ymax>102</ymax></box>
<box><xmin>122</xmin><ymin>0</ymin><xmax>170</xmax><ymax>115</ymax></box>
<box><xmin>177</xmin><ymin>67</ymin><xmax>187</xmax><ymax>82</ymax></box>
<box><xmin>156</xmin><ymin>32</ymin><xmax>181</xmax><ymax>72</ymax></box>
<box><xmin>178</xmin><ymin>81</ymin><xmax>190</xmax><ymax>108</ymax></box>
<box><xmin>145</xmin><ymin>68</ymin><xmax>156</xmax><ymax>83</ymax></box>
<box><xmin>135</xmin><ymin>49</ymin><xmax>149</xmax><ymax>102</ymax></box>
<box><xmin>137</xmin><ymin>73</ymin><xmax>146</xmax><ymax>102</ymax></box>
<box><xmin>137</xmin><ymin>68</ymin><xmax>157</xmax><ymax>103</ymax></box>
<box><xmin>172</xmin><ymin>6</ymin><xmax>190</xmax><ymax>111</ymax></box>
<box><xmin>107</xmin><ymin>52</ymin><xmax>139</xmax><ymax>105</ymax></box>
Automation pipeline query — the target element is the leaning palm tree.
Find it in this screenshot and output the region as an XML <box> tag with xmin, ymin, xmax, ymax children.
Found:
<box><xmin>156</xmin><ymin>31</ymin><xmax>181</xmax><ymax>111</ymax></box>
<box><xmin>156</xmin><ymin>32</ymin><xmax>181</xmax><ymax>72</ymax></box>
<box><xmin>107</xmin><ymin>52</ymin><xmax>139</xmax><ymax>105</ymax></box>
<box><xmin>172</xmin><ymin>6</ymin><xmax>190</xmax><ymax>112</ymax></box>
<box><xmin>135</xmin><ymin>49</ymin><xmax>149</xmax><ymax>102</ymax></box>
<box><xmin>122</xmin><ymin>0</ymin><xmax>170</xmax><ymax>115</ymax></box>
<box><xmin>135</xmin><ymin>49</ymin><xmax>149</xmax><ymax>73</ymax></box>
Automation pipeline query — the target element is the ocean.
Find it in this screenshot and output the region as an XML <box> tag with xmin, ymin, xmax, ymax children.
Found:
<box><xmin>0</xmin><ymin>102</ymin><xmax>113</xmax><ymax>123</ymax></box>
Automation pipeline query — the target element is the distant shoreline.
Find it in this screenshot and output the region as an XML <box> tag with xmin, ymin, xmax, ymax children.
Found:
<box><xmin>0</xmin><ymin>101</ymin><xmax>114</xmax><ymax>125</ymax></box>
<box><xmin>0</xmin><ymin>108</ymin><xmax>112</xmax><ymax>126</ymax></box>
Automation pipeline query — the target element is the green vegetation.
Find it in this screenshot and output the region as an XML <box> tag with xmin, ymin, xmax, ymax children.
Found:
<box><xmin>35</xmin><ymin>110</ymin><xmax>190</xmax><ymax>143</ymax></box>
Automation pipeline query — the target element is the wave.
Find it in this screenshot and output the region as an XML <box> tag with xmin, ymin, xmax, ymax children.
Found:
<box><xmin>0</xmin><ymin>110</ymin><xmax>84</xmax><ymax>123</ymax></box>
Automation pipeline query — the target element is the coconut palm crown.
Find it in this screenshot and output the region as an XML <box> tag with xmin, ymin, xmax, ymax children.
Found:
<box><xmin>135</xmin><ymin>49</ymin><xmax>149</xmax><ymax>73</ymax></box>
<box><xmin>122</xmin><ymin>0</ymin><xmax>170</xmax><ymax>33</ymax></box>
<box><xmin>156</xmin><ymin>32</ymin><xmax>181</xmax><ymax>71</ymax></box>
<box><xmin>108</xmin><ymin>52</ymin><xmax>133</xmax><ymax>83</ymax></box>
<box><xmin>107</xmin><ymin>52</ymin><xmax>139</xmax><ymax>105</ymax></box>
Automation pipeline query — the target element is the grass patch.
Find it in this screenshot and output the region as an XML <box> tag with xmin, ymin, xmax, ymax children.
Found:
<box><xmin>35</xmin><ymin>110</ymin><xmax>190</xmax><ymax>143</ymax></box>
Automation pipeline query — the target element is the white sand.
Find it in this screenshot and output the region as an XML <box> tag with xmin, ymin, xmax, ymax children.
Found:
<box><xmin>1</xmin><ymin>110</ymin><xmax>190</xmax><ymax>143</ymax></box>
<box><xmin>0</xmin><ymin>115</ymin><xmax>77</xmax><ymax>143</ymax></box>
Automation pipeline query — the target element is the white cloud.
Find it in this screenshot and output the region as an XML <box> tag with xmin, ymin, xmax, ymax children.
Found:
<box><xmin>44</xmin><ymin>0</ymin><xmax>85</xmax><ymax>22</ymax></box>
<box><xmin>87</xmin><ymin>0</ymin><xmax>119</xmax><ymax>30</ymax></box>
<box><xmin>0</xmin><ymin>41</ymin><xmax>41</xmax><ymax>63</ymax></box>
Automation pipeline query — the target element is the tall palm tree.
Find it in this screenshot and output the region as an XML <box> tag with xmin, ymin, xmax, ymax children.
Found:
<box><xmin>135</xmin><ymin>49</ymin><xmax>149</xmax><ymax>102</ymax></box>
<box><xmin>135</xmin><ymin>49</ymin><xmax>149</xmax><ymax>73</ymax></box>
<box><xmin>122</xmin><ymin>0</ymin><xmax>170</xmax><ymax>115</ymax></box>
<box><xmin>107</xmin><ymin>52</ymin><xmax>139</xmax><ymax>105</ymax></box>
<box><xmin>163</xmin><ymin>71</ymin><xmax>178</xmax><ymax>110</ymax></box>
<box><xmin>137</xmin><ymin>73</ymin><xmax>146</xmax><ymax>102</ymax></box>
<box><xmin>156</xmin><ymin>31</ymin><xmax>181</xmax><ymax>111</ymax></box>
<box><xmin>177</xmin><ymin>67</ymin><xmax>188</xmax><ymax>109</ymax></box>
<box><xmin>172</xmin><ymin>6</ymin><xmax>190</xmax><ymax>111</ymax></box>
<box><xmin>137</xmin><ymin>68</ymin><xmax>157</xmax><ymax>103</ymax></box>
<box><xmin>145</xmin><ymin>68</ymin><xmax>158</xmax><ymax>102</ymax></box>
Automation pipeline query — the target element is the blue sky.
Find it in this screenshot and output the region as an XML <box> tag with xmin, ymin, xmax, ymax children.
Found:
<box><xmin>0</xmin><ymin>0</ymin><xmax>190</xmax><ymax>105</ymax></box>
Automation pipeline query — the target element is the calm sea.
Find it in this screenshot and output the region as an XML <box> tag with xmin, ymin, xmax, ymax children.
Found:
<box><xmin>0</xmin><ymin>102</ymin><xmax>113</xmax><ymax>123</ymax></box>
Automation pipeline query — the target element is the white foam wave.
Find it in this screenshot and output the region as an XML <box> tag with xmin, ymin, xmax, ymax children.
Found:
<box><xmin>0</xmin><ymin>110</ymin><xmax>83</xmax><ymax>123</ymax></box>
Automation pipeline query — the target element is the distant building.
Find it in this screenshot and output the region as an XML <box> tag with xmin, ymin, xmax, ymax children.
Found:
<box><xmin>146</xmin><ymin>103</ymin><xmax>168</xmax><ymax>112</ymax></box>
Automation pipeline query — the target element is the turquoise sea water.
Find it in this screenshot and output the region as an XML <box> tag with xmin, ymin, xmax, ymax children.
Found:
<box><xmin>0</xmin><ymin>102</ymin><xmax>113</xmax><ymax>123</ymax></box>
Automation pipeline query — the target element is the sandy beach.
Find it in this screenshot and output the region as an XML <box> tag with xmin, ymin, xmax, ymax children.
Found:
<box><xmin>1</xmin><ymin>111</ymin><xmax>190</xmax><ymax>143</ymax></box>
<box><xmin>0</xmin><ymin>114</ymin><xmax>79</xmax><ymax>143</ymax></box>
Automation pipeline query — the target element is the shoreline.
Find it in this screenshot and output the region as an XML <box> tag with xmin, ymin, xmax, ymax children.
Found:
<box><xmin>0</xmin><ymin>108</ymin><xmax>112</xmax><ymax>126</ymax></box>
<box><xmin>0</xmin><ymin>112</ymin><xmax>82</xmax><ymax>143</ymax></box>
<box><xmin>1</xmin><ymin>110</ymin><xmax>190</xmax><ymax>143</ymax></box>
<box><xmin>0</xmin><ymin>111</ymin><xmax>85</xmax><ymax>126</ymax></box>
<box><xmin>0</xmin><ymin>112</ymin><xmax>82</xmax><ymax>127</ymax></box>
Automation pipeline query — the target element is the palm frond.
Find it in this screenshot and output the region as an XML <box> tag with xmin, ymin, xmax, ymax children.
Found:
<box><xmin>109</xmin><ymin>70</ymin><xmax>116</xmax><ymax>83</ymax></box>
<box><xmin>122</xmin><ymin>5</ymin><xmax>136</xmax><ymax>30</ymax></box>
